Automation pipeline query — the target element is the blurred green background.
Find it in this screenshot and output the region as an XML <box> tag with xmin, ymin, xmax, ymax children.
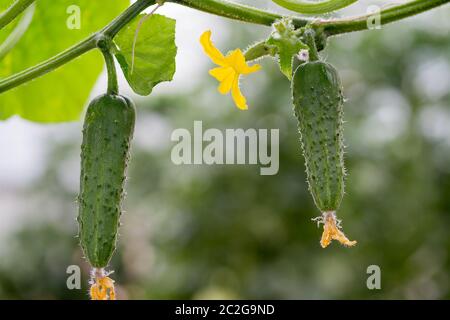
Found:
<box><xmin>0</xmin><ymin>1</ymin><xmax>449</xmax><ymax>299</ymax></box>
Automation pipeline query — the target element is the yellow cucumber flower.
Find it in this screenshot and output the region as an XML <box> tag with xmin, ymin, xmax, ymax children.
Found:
<box><xmin>200</xmin><ymin>30</ymin><xmax>261</xmax><ymax>110</ymax></box>
<box><xmin>316</xmin><ymin>212</ymin><xmax>357</xmax><ymax>248</ymax></box>
<box><xmin>89</xmin><ymin>269</ymin><xmax>116</xmax><ymax>300</ymax></box>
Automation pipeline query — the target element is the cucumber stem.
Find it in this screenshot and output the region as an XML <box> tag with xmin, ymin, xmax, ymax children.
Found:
<box><xmin>303</xmin><ymin>29</ymin><xmax>320</xmax><ymax>62</ymax></box>
<box><xmin>97</xmin><ymin>37</ymin><xmax>119</xmax><ymax>95</ymax></box>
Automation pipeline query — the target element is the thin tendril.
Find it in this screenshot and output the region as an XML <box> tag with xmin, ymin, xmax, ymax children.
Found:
<box><xmin>131</xmin><ymin>3</ymin><xmax>162</xmax><ymax>74</ymax></box>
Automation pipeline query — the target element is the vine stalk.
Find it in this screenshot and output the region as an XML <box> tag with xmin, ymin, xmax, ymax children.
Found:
<box><xmin>0</xmin><ymin>0</ymin><xmax>448</xmax><ymax>94</ymax></box>
<box><xmin>315</xmin><ymin>0</ymin><xmax>450</xmax><ymax>35</ymax></box>
<box><xmin>0</xmin><ymin>0</ymin><xmax>35</xmax><ymax>30</ymax></box>
<box><xmin>167</xmin><ymin>0</ymin><xmax>310</xmax><ymax>27</ymax></box>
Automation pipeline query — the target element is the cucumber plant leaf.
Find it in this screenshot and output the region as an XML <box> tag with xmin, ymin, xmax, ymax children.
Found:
<box><xmin>0</xmin><ymin>0</ymin><xmax>129</xmax><ymax>123</ymax></box>
<box><xmin>114</xmin><ymin>14</ymin><xmax>177</xmax><ymax>96</ymax></box>
<box><xmin>266</xmin><ymin>19</ymin><xmax>307</xmax><ymax>80</ymax></box>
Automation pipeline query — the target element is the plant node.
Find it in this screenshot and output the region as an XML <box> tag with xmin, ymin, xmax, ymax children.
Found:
<box><xmin>95</xmin><ymin>34</ymin><xmax>112</xmax><ymax>51</ymax></box>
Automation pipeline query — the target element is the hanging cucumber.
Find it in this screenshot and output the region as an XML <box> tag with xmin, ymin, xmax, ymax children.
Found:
<box><xmin>78</xmin><ymin>94</ymin><xmax>135</xmax><ymax>267</ymax></box>
<box><xmin>292</xmin><ymin>29</ymin><xmax>355</xmax><ymax>248</ymax></box>
<box><xmin>272</xmin><ymin>0</ymin><xmax>358</xmax><ymax>15</ymax></box>
<box><xmin>78</xmin><ymin>37</ymin><xmax>135</xmax><ymax>300</ymax></box>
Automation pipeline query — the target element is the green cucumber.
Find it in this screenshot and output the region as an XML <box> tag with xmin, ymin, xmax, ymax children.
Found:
<box><xmin>292</xmin><ymin>60</ymin><xmax>345</xmax><ymax>213</ymax></box>
<box><xmin>78</xmin><ymin>93</ymin><xmax>135</xmax><ymax>268</ymax></box>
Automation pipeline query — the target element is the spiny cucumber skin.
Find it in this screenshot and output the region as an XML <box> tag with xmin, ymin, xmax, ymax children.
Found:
<box><xmin>78</xmin><ymin>94</ymin><xmax>135</xmax><ymax>268</ymax></box>
<box><xmin>292</xmin><ymin>61</ymin><xmax>345</xmax><ymax>212</ymax></box>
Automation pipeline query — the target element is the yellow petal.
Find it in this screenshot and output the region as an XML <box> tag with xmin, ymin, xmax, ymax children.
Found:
<box><xmin>225</xmin><ymin>49</ymin><xmax>245</xmax><ymax>73</ymax></box>
<box><xmin>217</xmin><ymin>72</ymin><xmax>235</xmax><ymax>94</ymax></box>
<box><xmin>90</xmin><ymin>283</ymin><xmax>107</xmax><ymax>300</ymax></box>
<box><xmin>231</xmin><ymin>75</ymin><xmax>248</xmax><ymax>110</ymax></box>
<box><xmin>99</xmin><ymin>276</ymin><xmax>115</xmax><ymax>288</ymax></box>
<box><xmin>225</xmin><ymin>49</ymin><xmax>261</xmax><ymax>75</ymax></box>
<box><xmin>319</xmin><ymin>212</ymin><xmax>357</xmax><ymax>248</ymax></box>
<box><xmin>90</xmin><ymin>284</ymin><xmax>100</xmax><ymax>300</ymax></box>
<box><xmin>241</xmin><ymin>63</ymin><xmax>261</xmax><ymax>75</ymax></box>
<box><xmin>200</xmin><ymin>30</ymin><xmax>227</xmax><ymax>67</ymax></box>
<box><xmin>90</xmin><ymin>274</ymin><xmax>116</xmax><ymax>300</ymax></box>
<box><xmin>209</xmin><ymin>66</ymin><xmax>233</xmax><ymax>82</ymax></box>
<box><xmin>224</xmin><ymin>49</ymin><xmax>240</xmax><ymax>65</ymax></box>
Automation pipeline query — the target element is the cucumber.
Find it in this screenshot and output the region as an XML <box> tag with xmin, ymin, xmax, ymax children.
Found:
<box><xmin>78</xmin><ymin>93</ymin><xmax>135</xmax><ymax>268</ymax></box>
<box><xmin>292</xmin><ymin>59</ymin><xmax>356</xmax><ymax>247</ymax></box>
<box><xmin>292</xmin><ymin>60</ymin><xmax>345</xmax><ymax>212</ymax></box>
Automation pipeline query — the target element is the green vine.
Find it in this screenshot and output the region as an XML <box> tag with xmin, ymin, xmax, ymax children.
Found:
<box><xmin>0</xmin><ymin>0</ymin><xmax>35</xmax><ymax>30</ymax></box>
<box><xmin>0</xmin><ymin>0</ymin><xmax>448</xmax><ymax>94</ymax></box>
<box><xmin>168</xmin><ymin>0</ymin><xmax>309</xmax><ymax>27</ymax></box>
<box><xmin>316</xmin><ymin>0</ymin><xmax>450</xmax><ymax>35</ymax></box>
<box><xmin>271</xmin><ymin>0</ymin><xmax>358</xmax><ymax>15</ymax></box>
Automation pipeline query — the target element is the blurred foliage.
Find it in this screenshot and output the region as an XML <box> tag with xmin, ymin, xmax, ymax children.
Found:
<box><xmin>0</xmin><ymin>8</ymin><xmax>449</xmax><ymax>299</ymax></box>
<box><xmin>0</xmin><ymin>0</ymin><xmax>130</xmax><ymax>122</ymax></box>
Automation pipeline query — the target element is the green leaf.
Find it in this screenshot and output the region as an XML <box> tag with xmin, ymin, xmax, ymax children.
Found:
<box><xmin>267</xmin><ymin>19</ymin><xmax>307</xmax><ymax>80</ymax></box>
<box><xmin>0</xmin><ymin>0</ymin><xmax>129</xmax><ymax>123</ymax></box>
<box><xmin>114</xmin><ymin>14</ymin><xmax>177</xmax><ymax>96</ymax></box>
